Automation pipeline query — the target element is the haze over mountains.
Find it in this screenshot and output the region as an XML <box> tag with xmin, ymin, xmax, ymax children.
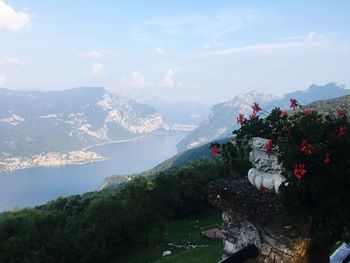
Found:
<box><xmin>177</xmin><ymin>82</ymin><xmax>350</xmax><ymax>151</ymax></box>
<box><xmin>140</xmin><ymin>97</ymin><xmax>211</xmax><ymax>126</ymax></box>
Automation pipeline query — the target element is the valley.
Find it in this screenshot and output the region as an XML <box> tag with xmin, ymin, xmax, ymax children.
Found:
<box><xmin>1</xmin><ymin>1</ymin><xmax>349</xmax><ymax>262</ymax></box>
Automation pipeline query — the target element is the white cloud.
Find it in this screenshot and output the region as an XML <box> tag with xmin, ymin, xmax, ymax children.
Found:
<box><xmin>201</xmin><ymin>32</ymin><xmax>328</xmax><ymax>57</ymax></box>
<box><xmin>4</xmin><ymin>57</ymin><xmax>22</xmax><ymax>66</ymax></box>
<box><xmin>305</xmin><ymin>31</ymin><xmax>317</xmax><ymax>42</ymax></box>
<box><xmin>155</xmin><ymin>46</ymin><xmax>166</xmax><ymax>55</ymax></box>
<box><xmin>91</xmin><ymin>62</ymin><xmax>105</xmax><ymax>76</ymax></box>
<box><xmin>131</xmin><ymin>9</ymin><xmax>256</xmax><ymax>45</ymax></box>
<box><xmin>0</xmin><ymin>74</ymin><xmax>6</xmax><ymax>86</ymax></box>
<box><xmin>79</xmin><ymin>50</ymin><xmax>117</xmax><ymax>60</ymax></box>
<box><xmin>162</xmin><ymin>69</ymin><xmax>176</xmax><ymax>88</ymax></box>
<box><xmin>0</xmin><ymin>0</ymin><xmax>31</xmax><ymax>32</ymax></box>
<box><xmin>121</xmin><ymin>71</ymin><xmax>153</xmax><ymax>88</ymax></box>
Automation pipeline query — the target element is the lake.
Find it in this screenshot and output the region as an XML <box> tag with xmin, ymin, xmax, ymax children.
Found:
<box><xmin>0</xmin><ymin>132</ymin><xmax>188</xmax><ymax>211</ymax></box>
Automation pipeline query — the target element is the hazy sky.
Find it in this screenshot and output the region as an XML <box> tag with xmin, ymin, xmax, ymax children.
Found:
<box><xmin>0</xmin><ymin>0</ymin><xmax>350</xmax><ymax>103</ymax></box>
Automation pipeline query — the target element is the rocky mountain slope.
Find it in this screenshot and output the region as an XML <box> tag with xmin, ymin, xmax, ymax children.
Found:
<box><xmin>0</xmin><ymin>87</ymin><xmax>170</xmax><ymax>158</ymax></box>
<box><xmin>177</xmin><ymin>83</ymin><xmax>350</xmax><ymax>152</ymax></box>
<box><xmin>308</xmin><ymin>94</ymin><xmax>350</xmax><ymax>114</ymax></box>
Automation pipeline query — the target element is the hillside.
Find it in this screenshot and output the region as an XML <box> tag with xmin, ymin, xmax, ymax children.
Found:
<box><xmin>0</xmin><ymin>159</ymin><xmax>233</xmax><ymax>263</ymax></box>
<box><xmin>308</xmin><ymin>95</ymin><xmax>350</xmax><ymax>114</ymax></box>
<box><xmin>101</xmin><ymin>138</ymin><xmax>230</xmax><ymax>189</ymax></box>
<box><xmin>102</xmin><ymin>92</ymin><xmax>350</xmax><ymax>190</ymax></box>
<box><xmin>177</xmin><ymin>82</ymin><xmax>350</xmax><ymax>152</ymax></box>
<box><xmin>0</xmin><ymin>87</ymin><xmax>171</xmax><ymax>158</ymax></box>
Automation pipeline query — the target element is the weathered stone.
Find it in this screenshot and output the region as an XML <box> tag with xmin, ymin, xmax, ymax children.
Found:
<box><xmin>209</xmin><ymin>179</ymin><xmax>311</xmax><ymax>263</ymax></box>
<box><xmin>260</xmin><ymin>243</ymin><xmax>272</xmax><ymax>257</ymax></box>
<box><xmin>222</xmin><ymin>217</ymin><xmax>261</xmax><ymax>256</ymax></box>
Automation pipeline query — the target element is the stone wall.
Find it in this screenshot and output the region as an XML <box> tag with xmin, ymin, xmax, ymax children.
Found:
<box><xmin>209</xmin><ymin>179</ymin><xmax>311</xmax><ymax>262</ymax></box>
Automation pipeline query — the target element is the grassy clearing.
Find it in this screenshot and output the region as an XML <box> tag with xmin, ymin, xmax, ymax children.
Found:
<box><xmin>153</xmin><ymin>242</ymin><xmax>223</xmax><ymax>263</ymax></box>
<box><xmin>112</xmin><ymin>209</ymin><xmax>223</xmax><ymax>263</ymax></box>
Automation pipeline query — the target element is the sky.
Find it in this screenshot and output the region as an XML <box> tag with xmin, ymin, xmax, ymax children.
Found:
<box><xmin>0</xmin><ymin>0</ymin><xmax>350</xmax><ymax>103</ymax></box>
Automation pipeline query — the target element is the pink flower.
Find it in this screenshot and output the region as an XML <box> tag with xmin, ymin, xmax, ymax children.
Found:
<box><xmin>290</xmin><ymin>98</ymin><xmax>298</xmax><ymax>109</ymax></box>
<box><xmin>252</xmin><ymin>102</ymin><xmax>262</xmax><ymax>113</ymax></box>
<box><xmin>280</xmin><ymin>110</ymin><xmax>288</xmax><ymax>119</ymax></box>
<box><xmin>323</xmin><ymin>154</ymin><xmax>331</xmax><ymax>165</ymax></box>
<box><xmin>338</xmin><ymin>109</ymin><xmax>347</xmax><ymax>118</ymax></box>
<box><xmin>300</xmin><ymin>139</ymin><xmax>312</xmax><ymax>155</ymax></box>
<box><xmin>336</xmin><ymin>126</ymin><xmax>346</xmax><ymax>139</ymax></box>
<box><xmin>265</xmin><ymin>139</ymin><xmax>273</xmax><ymax>155</ymax></box>
<box><xmin>249</xmin><ymin>112</ymin><xmax>257</xmax><ymax>119</ymax></box>
<box><xmin>260</xmin><ymin>186</ymin><xmax>270</xmax><ymax>193</ymax></box>
<box><xmin>211</xmin><ymin>145</ymin><xmax>219</xmax><ymax>157</ymax></box>
<box><xmin>236</xmin><ymin>113</ymin><xmax>245</xmax><ymax>125</ymax></box>
<box><xmin>304</xmin><ymin>108</ymin><xmax>313</xmax><ymax>116</ymax></box>
<box><xmin>294</xmin><ymin>163</ymin><xmax>307</xmax><ymax>180</ymax></box>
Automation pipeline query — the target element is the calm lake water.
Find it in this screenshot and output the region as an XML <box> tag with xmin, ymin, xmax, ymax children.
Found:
<box><xmin>0</xmin><ymin>132</ymin><xmax>188</xmax><ymax>211</ymax></box>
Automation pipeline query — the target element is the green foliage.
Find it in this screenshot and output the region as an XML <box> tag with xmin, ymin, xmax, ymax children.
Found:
<box><xmin>219</xmin><ymin>141</ymin><xmax>251</xmax><ymax>175</ymax></box>
<box><xmin>153</xmin><ymin>242</ymin><xmax>223</xmax><ymax>263</ymax></box>
<box><xmin>0</xmin><ymin>159</ymin><xmax>232</xmax><ymax>262</ymax></box>
<box><xmin>222</xmin><ymin>103</ymin><xmax>350</xmax><ymax>246</ymax></box>
<box><xmin>277</xmin><ymin>109</ymin><xmax>350</xmax><ymax>245</ymax></box>
<box><xmin>114</xmin><ymin>210</ymin><xmax>222</xmax><ymax>263</ymax></box>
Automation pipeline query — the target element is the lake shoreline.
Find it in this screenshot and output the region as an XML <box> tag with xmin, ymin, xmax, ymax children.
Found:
<box><xmin>0</xmin><ymin>132</ymin><xmax>188</xmax><ymax>211</ymax></box>
<box><xmin>0</xmin><ymin>132</ymin><xmax>185</xmax><ymax>173</ymax></box>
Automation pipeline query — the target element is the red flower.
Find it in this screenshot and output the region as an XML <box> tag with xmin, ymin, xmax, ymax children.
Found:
<box><xmin>304</xmin><ymin>108</ymin><xmax>313</xmax><ymax>116</ymax></box>
<box><xmin>280</xmin><ymin>110</ymin><xmax>288</xmax><ymax>119</ymax></box>
<box><xmin>290</xmin><ymin>98</ymin><xmax>298</xmax><ymax>109</ymax></box>
<box><xmin>336</xmin><ymin>126</ymin><xmax>346</xmax><ymax>139</ymax></box>
<box><xmin>338</xmin><ymin>109</ymin><xmax>347</xmax><ymax>118</ymax></box>
<box><xmin>249</xmin><ymin>112</ymin><xmax>257</xmax><ymax>119</ymax></box>
<box><xmin>252</xmin><ymin>102</ymin><xmax>262</xmax><ymax>113</ymax></box>
<box><xmin>294</xmin><ymin>163</ymin><xmax>307</xmax><ymax>180</ymax></box>
<box><xmin>300</xmin><ymin>139</ymin><xmax>312</xmax><ymax>155</ymax></box>
<box><xmin>265</xmin><ymin>139</ymin><xmax>273</xmax><ymax>155</ymax></box>
<box><xmin>260</xmin><ymin>186</ymin><xmax>270</xmax><ymax>193</ymax></box>
<box><xmin>211</xmin><ymin>145</ymin><xmax>219</xmax><ymax>157</ymax></box>
<box><xmin>323</xmin><ymin>154</ymin><xmax>331</xmax><ymax>165</ymax></box>
<box><xmin>236</xmin><ymin>113</ymin><xmax>245</xmax><ymax>125</ymax></box>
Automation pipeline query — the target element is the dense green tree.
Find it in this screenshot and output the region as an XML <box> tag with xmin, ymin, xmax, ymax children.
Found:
<box><xmin>0</xmin><ymin>159</ymin><xmax>234</xmax><ymax>262</ymax></box>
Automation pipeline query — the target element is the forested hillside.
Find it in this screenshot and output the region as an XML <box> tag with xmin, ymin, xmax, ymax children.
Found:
<box><xmin>0</xmin><ymin>159</ymin><xmax>240</xmax><ymax>263</ymax></box>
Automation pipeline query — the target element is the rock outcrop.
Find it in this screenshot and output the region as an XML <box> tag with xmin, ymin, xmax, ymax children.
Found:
<box><xmin>209</xmin><ymin>179</ymin><xmax>311</xmax><ymax>262</ymax></box>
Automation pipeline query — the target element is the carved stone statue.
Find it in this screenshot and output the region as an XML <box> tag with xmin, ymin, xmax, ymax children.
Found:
<box><xmin>247</xmin><ymin>137</ymin><xmax>285</xmax><ymax>194</ymax></box>
<box><xmin>208</xmin><ymin>137</ymin><xmax>311</xmax><ymax>262</ymax></box>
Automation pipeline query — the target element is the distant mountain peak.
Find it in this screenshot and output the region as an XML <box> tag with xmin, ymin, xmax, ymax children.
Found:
<box><xmin>303</xmin><ymin>82</ymin><xmax>347</xmax><ymax>92</ymax></box>
<box><xmin>0</xmin><ymin>88</ymin><xmax>171</xmax><ymax>158</ymax></box>
<box><xmin>219</xmin><ymin>90</ymin><xmax>280</xmax><ymax>115</ymax></box>
<box><xmin>177</xmin><ymin>82</ymin><xmax>350</xmax><ymax>152</ymax></box>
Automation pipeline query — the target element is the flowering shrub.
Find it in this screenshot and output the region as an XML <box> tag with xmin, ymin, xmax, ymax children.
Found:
<box><xmin>212</xmin><ymin>99</ymin><xmax>350</xmax><ymax>247</ymax></box>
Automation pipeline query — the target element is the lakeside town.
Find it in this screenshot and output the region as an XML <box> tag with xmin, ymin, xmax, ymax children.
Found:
<box><xmin>0</xmin><ymin>151</ymin><xmax>107</xmax><ymax>172</ymax></box>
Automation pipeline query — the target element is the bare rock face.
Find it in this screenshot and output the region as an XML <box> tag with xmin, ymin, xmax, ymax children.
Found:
<box><xmin>248</xmin><ymin>137</ymin><xmax>285</xmax><ymax>194</ymax></box>
<box><xmin>209</xmin><ymin>179</ymin><xmax>311</xmax><ymax>262</ymax></box>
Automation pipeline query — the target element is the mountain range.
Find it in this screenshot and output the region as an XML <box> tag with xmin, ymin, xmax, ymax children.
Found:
<box><xmin>177</xmin><ymin>82</ymin><xmax>350</xmax><ymax>151</ymax></box>
<box><xmin>102</xmin><ymin>93</ymin><xmax>350</xmax><ymax>190</ymax></box>
<box><xmin>0</xmin><ymin>87</ymin><xmax>172</xmax><ymax>158</ymax></box>
<box><xmin>1</xmin><ymin>82</ymin><xmax>348</xmax><ymax>167</ymax></box>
